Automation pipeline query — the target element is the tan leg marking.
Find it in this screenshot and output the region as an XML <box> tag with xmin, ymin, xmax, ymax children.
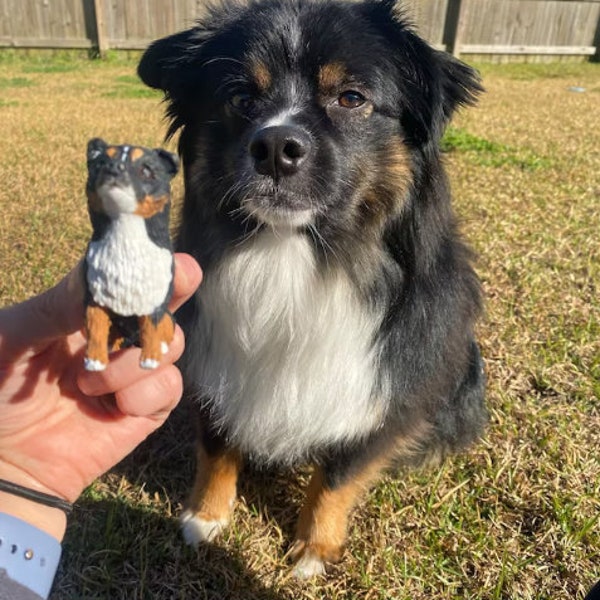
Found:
<box><xmin>290</xmin><ymin>426</ymin><xmax>432</xmax><ymax>578</ymax></box>
<box><xmin>139</xmin><ymin>315</ymin><xmax>162</xmax><ymax>368</ymax></box>
<box><xmin>84</xmin><ymin>304</ymin><xmax>112</xmax><ymax>369</ymax></box>
<box><xmin>181</xmin><ymin>446</ymin><xmax>241</xmax><ymax>546</ymax></box>
<box><xmin>157</xmin><ymin>312</ymin><xmax>175</xmax><ymax>348</ymax></box>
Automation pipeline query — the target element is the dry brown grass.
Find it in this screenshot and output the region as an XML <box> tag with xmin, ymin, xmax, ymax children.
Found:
<box><xmin>0</xmin><ymin>54</ymin><xmax>598</xmax><ymax>600</ymax></box>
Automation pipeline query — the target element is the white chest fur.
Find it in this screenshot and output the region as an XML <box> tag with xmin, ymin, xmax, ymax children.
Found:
<box><xmin>86</xmin><ymin>214</ymin><xmax>172</xmax><ymax>316</ymax></box>
<box><xmin>186</xmin><ymin>229</ymin><xmax>387</xmax><ymax>464</ymax></box>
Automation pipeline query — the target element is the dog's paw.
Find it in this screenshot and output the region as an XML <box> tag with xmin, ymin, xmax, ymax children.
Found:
<box><xmin>180</xmin><ymin>509</ymin><xmax>228</xmax><ymax>546</ymax></box>
<box><xmin>292</xmin><ymin>550</ymin><xmax>326</xmax><ymax>580</ymax></box>
<box><xmin>288</xmin><ymin>540</ymin><xmax>338</xmax><ymax>580</ymax></box>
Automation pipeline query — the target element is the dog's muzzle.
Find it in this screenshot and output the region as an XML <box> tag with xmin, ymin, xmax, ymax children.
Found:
<box><xmin>249</xmin><ymin>125</ymin><xmax>311</xmax><ymax>179</ymax></box>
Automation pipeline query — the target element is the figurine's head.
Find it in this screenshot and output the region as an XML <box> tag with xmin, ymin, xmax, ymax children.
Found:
<box><xmin>86</xmin><ymin>138</ymin><xmax>179</xmax><ymax>219</ymax></box>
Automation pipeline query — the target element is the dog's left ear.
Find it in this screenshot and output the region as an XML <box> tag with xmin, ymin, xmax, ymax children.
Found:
<box><xmin>363</xmin><ymin>0</ymin><xmax>482</xmax><ymax>147</ymax></box>
<box><xmin>432</xmin><ymin>49</ymin><xmax>483</xmax><ymax>136</ymax></box>
<box><xmin>138</xmin><ymin>28</ymin><xmax>212</xmax><ymax>92</ymax></box>
<box><xmin>401</xmin><ymin>38</ymin><xmax>482</xmax><ymax>147</ymax></box>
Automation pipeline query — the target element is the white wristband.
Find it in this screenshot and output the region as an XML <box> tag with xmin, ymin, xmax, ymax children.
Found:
<box><xmin>0</xmin><ymin>512</ymin><xmax>61</xmax><ymax>599</ymax></box>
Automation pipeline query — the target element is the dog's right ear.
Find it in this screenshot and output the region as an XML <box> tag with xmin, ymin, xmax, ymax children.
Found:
<box><xmin>138</xmin><ymin>29</ymin><xmax>211</xmax><ymax>91</ymax></box>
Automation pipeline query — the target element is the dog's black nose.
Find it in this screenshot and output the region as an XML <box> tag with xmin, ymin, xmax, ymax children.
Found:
<box><xmin>249</xmin><ymin>126</ymin><xmax>310</xmax><ymax>178</ymax></box>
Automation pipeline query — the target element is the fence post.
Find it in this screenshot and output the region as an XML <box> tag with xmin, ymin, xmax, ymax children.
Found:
<box><xmin>92</xmin><ymin>0</ymin><xmax>109</xmax><ymax>57</ymax></box>
<box><xmin>593</xmin><ymin>8</ymin><xmax>600</xmax><ymax>62</ymax></box>
<box><xmin>452</xmin><ymin>0</ymin><xmax>470</xmax><ymax>58</ymax></box>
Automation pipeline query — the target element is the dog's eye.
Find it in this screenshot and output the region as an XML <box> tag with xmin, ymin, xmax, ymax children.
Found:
<box><xmin>229</xmin><ymin>93</ymin><xmax>255</xmax><ymax>113</ymax></box>
<box><xmin>338</xmin><ymin>90</ymin><xmax>366</xmax><ymax>109</ymax></box>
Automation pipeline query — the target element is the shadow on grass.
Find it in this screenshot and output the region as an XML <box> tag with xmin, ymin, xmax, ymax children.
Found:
<box><xmin>52</xmin><ymin>401</ymin><xmax>300</xmax><ymax>600</ymax></box>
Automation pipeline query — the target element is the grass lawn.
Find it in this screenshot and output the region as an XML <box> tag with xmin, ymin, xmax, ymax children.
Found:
<box><xmin>0</xmin><ymin>52</ymin><xmax>598</xmax><ymax>600</ymax></box>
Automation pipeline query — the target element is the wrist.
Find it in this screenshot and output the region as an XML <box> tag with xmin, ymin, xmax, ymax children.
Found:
<box><xmin>0</xmin><ymin>463</ymin><xmax>68</xmax><ymax>542</ymax></box>
<box><xmin>0</xmin><ymin>491</ymin><xmax>67</xmax><ymax>542</ymax></box>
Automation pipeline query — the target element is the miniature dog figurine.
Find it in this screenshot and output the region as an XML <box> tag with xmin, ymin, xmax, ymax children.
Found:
<box><xmin>83</xmin><ymin>138</ymin><xmax>179</xmax><ymax>371</ymax></box>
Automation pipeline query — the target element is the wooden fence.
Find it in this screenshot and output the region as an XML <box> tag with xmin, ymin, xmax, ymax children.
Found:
<box><xmin>0</xmin><ymin>0</ymin><xmax>599</xmax><ymax>60</ymax></box>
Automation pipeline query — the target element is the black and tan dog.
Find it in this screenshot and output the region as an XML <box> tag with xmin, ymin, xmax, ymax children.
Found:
<box><xmin>139</xmin><ymin>0</ymin><xmax>487</xmax><ymax>578</ymax></box>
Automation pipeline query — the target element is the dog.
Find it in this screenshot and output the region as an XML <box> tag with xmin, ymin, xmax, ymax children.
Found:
<box><xmin>138</xmin><ymin>0</ymin><xmax>487</xmax><ymax>578</ymax></box>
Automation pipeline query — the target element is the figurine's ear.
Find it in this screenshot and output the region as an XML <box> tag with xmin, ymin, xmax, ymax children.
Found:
<box><xmin>87</xmin><ymin>138</ymin><xmax>107</xmax><ymax>161</ymax></box>
<box><xmin>155</xmin><ymin>148</ymin><xmax>180</xmax><ymax>178</ymax></box>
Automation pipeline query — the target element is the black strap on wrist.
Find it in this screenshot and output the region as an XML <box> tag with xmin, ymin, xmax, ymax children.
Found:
<box><xmin>0</xmin><ymin>478</ymin><xmax>73</xmax><ymax>515</ymax></box>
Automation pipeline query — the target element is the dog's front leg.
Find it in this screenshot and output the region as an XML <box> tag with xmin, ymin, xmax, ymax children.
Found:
<box><xmin>180</xmin><ymin>436</ymin><xmax>241</xmax><ymax>546</ymax></box>
<box><xmin>290</xmin><ymin>452</ymin><xmax>390</xmax><ymax>579</ymax></box>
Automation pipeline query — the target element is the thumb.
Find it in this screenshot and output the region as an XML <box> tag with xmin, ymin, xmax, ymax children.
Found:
<box><xmin>0</xmin><ymin>263</ymin><xmax>85</xmax><ymax>360</ymax></box>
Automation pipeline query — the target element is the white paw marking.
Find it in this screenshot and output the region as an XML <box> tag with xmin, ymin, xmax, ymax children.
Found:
<box><xmin>292</xmin><ymin>552</ymin><xmax>326</xmax><ymax>580</ymax></box>
<box><xmin>179</xmin><ymin>509</ymin><xmax>228</xmax><ymax>546</ymax></box>
<box><xmin>161</xmin><ymin>342</ymin><xmax>169</xmax><ymax>355</ymax></box>
<box><xmin>140</xmin><ymin>358</ymin><xmax>159</xmax><ymax>370</ymax></box>
<box><xmin>84</xmin><ymin>358</ymin><xmax>107</xmax><ymax>372</ymax></box>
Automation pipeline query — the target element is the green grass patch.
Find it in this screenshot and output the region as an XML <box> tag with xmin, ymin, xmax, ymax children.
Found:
<box><xmin>441</xmin><ymin>126</ymin><xmax>551</xmax><ymax>170</ymax></box>
<box><xmin>0</xmin><ymin>76</ymin><xmax>35</xmax><ymax>89</ymax></box>
<box><xmin>22</xmin><ymin>62</ymin><xmax>77</xmax><ymax>74</ymax></box>
<box><xmin>475</xmin><ymin>61</ymin><xmax>600</xmax><ymax>81</ymax></box>
<box><xmin>102</xmin><ymin>75</ymin><xmax>161</xmax><ymax>99</ymax></box>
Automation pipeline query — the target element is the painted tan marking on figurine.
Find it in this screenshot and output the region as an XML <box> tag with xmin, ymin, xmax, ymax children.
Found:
<box><xmin>138</xmin><ymin>313</ymin><xmax>174</xmax><ymax>366</ymax></box>
<box><xmin>186</xmin><ymin>446</ymin><xmax>242</xmax><ymax>524</ymax></box>
<box><xmin>106</xmin><ymin>146</ymin><xmax>118</xmax><ymax>158</ymax></box>
<box><xmin>134</xmin><ymin>195</ymin><xmax>169</xmax><ymax>218</ymax></box>
<box><xmin>252</xmin><ymin>61</ymin><xmax>272</xmax><ymax>92</ymax></box>
<box><xmin>130</xmin><ymin>147</ymin><xmax>145</xmax><ymax>162</ymax></box>
<box><xmin>85</xmin><ymin>304</ymin><xmax>112</xmax><ymax>365</ymax></box>
<box><xmin>109</xmin><ymin>333</ymin><xmax>127</xmax><ymax>352</ymax></box>
<box><xmin>318</xmin><ymin>62</ymin><xmax>347</xmax><ymax>95</ymax></box>
<box><xmin>158</xmin><ymin>312</ymin><xmax>175</xmax><ymax>347</ymax></box>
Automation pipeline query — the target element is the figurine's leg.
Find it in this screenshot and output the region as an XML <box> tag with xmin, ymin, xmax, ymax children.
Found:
<box><xmin>84</xmin><ymin>304</ymin><xmax>111</xmax><ymax>371</ymax></box>
<box><xmin>138</xmin><ymin>314</ymin><xmax>162</xmax><ymax>369</ymax></box>
<box><xmin>139</xmin><ymin>313</ymin><xmax>174</xmax><ymax>368</ymax></box>
<box><xmin>180</xmin><ymin>426</ymin><xmax>241</xmax><ymax>546</ymax></box>
<box><xmin>157</xmin><ymin>311</ymin><xmax>175</xmax><ymax>355</ymax></box>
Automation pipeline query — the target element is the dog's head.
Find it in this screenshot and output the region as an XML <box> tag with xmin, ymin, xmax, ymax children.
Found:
<box><xmin>139</xmin><ymin>0</ymin><xmax>481</xmax><ymax>235</ymax></box>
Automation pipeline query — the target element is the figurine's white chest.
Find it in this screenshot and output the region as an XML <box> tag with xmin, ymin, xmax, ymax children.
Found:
<box><xmin>86</xmin><ymin>214</ymin><xmax>172</xmax><ymax>316</ymax></box>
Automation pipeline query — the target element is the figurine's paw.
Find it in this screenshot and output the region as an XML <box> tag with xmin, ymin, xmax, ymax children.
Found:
<box><xmin>84</xmin><ymin>358</ymin><xmax>107</xmax><ymax>372</ymax></box>
<box><xmin>161</xmin><ymin>342</ymin><xmax>169</xmax><ymax>355</ymax></box>
<box><xmin>180</xmin><ymin>509</ymin><xmax>228</xmax><ymax>546</ymax></box>
<box><xmin>140</xmin><ymin>358</ymin><xmax>160</xmax><ymax>370</ymax></box>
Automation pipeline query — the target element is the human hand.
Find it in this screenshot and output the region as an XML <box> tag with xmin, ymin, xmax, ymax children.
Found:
<box><xmin>0</xmin><ymin>254</ymin><xmax>201</xmax><ymax>540</ymax></box>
